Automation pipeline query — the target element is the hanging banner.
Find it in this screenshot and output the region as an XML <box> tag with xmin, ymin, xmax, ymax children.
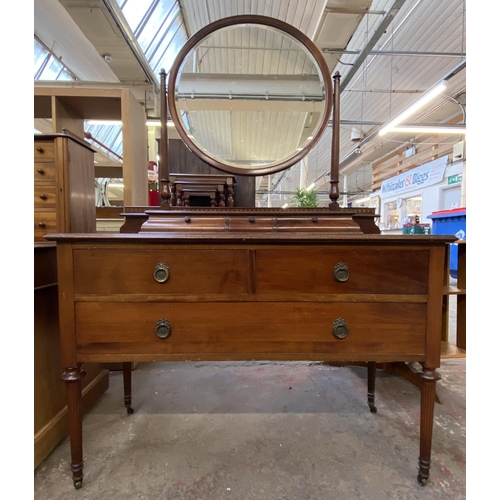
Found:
<box><xmin>381</xmin><ymin>156</ymin><xmax>447</xmax><ymax>197</ymax></box>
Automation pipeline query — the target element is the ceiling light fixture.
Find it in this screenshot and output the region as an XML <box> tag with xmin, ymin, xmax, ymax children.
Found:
<box><xmin>86</xmin><ymin>120</ymin><xmax>122</xmax><ymax>126</ymax></box>
<box><xmin>378</xmin><ymin>82</ymin><xmax>447</xmax><ymax>136</ymax></box>
<box><xmin>146</xmin><ymin>120</ymin><xmax>175</xmax><ymax>127</ymax></box>
<box><xmin>389</xmin><ymin>125</ymin><xmax>466</xmax><ymax>134</ymax></box>
<box><xmin>306</xmin><ymin>183</ymin><xmax>316</xmax><ymax>191</ymax></box>
<box><xmin>86</xmin><ymin>120</ymin><xmax>175</xmax><ymax>128</ymax></box>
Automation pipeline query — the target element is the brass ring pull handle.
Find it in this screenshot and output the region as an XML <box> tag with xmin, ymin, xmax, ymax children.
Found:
<box><xmin>332</xmin><ymin>318</ymin><xmax>349</xmax><ymax>339</ymax></box>
<box><xmin>38</xmin><ymin>222</ymin><xmax>46</xmax><ymax>228</ymax></box>
<box><xmin>333</xmin><ymin>262</ymin><xmax>349</xmax><ymax>282</ymax></box>
<box><xmin>156</xmin><ymin>319</ymin><xmax>171</xmax><ymax>339</ymax></box>
<box><xmin>36</xmin><ymin>146</ymin><xmax>43</xmax><ymax>152</ymax></box>
<box><xmin>153</xmin><ymin>263</ymin><xmax>169</xmax><ymax>283</ymax></box>
<box><xmin>37</xmin><ymin>168</ymin><xmax>45</xmax><ymax>175</ymax></box>
<box><xmin>39</xmin><ymin>194</ymin><xmax>47</xmax><ymax>200</ymax></box>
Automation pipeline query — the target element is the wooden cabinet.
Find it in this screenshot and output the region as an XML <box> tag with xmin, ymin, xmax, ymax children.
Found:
<box><xmin>34</xmin><ymin>134</ymin><xmax>96</xmax><ymax>241</ymax></box>
<box><xmin>59</xmin><ymin>238</ymin><xmax>440</xmax><ymax>364</ymax></box>
<box><xmin>441</xmin><ymin>240</ymin><xmax>466</xmax><ymax>357</ymax></box>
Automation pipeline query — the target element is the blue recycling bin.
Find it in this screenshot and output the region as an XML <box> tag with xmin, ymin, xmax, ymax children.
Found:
<box><xmin>427</xmin><ymin>208</ymin><xmax>466</xmax><ymax>278</ymax></box>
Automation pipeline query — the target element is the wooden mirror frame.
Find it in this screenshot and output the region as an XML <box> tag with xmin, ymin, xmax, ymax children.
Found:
<box><xmin>159</xmin><ymin>15</ymin><xmax>341</xmax><ymax>209</ymax></box>
<box><xmin>166</xmin><ymin>15</ymin><xmax>333</xmax><ymax>176</ymax></box>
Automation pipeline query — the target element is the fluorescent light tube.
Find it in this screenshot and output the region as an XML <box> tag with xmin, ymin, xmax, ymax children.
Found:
<box><xmin>146</xmin><ymin>121</ymin><xmax>175</xmax><ymax>127</ymax></box>
<box><xmin>86</xmin><ymin>120</ymin><xmax>122</xmax><ymax>126</ymax></box>
<box><xmin>390</xmin><ymin>126</ymin><xmax>466</xmax><ymax>134</ymax></box>
<box><xmin>379</xmin><ymin>82</ymin><xmax>447</xmax><ymax>136</ymax></box>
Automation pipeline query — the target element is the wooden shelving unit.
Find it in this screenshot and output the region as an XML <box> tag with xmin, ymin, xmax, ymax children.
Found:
<box><xmin>441</xmin><ymin>240</ymin><xmax>466</xmax><ymax>359</ymax></box>
<box><xmin>34</xmin><ymin>85</ymin><xmax>148</xmax><ymax>206</ymax></box>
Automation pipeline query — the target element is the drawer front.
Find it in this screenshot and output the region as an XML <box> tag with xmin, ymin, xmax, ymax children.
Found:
<box><xmin>34</xmin><ymin>141</ymin><xmax>55</xmax><ymax>160</ymax></box>
<box><xmin>34</xmin><ymin>211</ymin><xmax>57</xmax><ymax>240</ymax></box>
<box><xmin>34</xmin><ymin>185</ymin><xmax>56</xmax><ymax>208</ymax></box>
<box><xmin>34</xmin><ymin>162</ymin><xmax>56</xmax><ymax>182</ymax></box>
<box><xmin>73</xmin><ymin>249</ymin><xmax>250</xmax><ymax>294</ymax></box>
<box><xmin>75</xmin><ymin>301</ymin><xmax>426</xmax><ymax>356</ymax></box>
<box><xmin>256</xmin><ymin>249</ymin><xmax>429</xmax><ymax>294</ymax></box>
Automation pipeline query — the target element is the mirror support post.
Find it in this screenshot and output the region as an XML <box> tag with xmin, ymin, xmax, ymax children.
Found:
<box><xmin>329</xmin><ymin>71</ymin><xmax>341</xmax><ymax>210</ymax></box>
<box><xmin>159</xmin><ymin>69</ymin><xmax>172</xmax><ymax>208</ymax></box>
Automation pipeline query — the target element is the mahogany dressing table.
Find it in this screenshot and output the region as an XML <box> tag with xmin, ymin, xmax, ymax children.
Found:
<box><xmin>46</xmin><ymin>15</ymin><xmax>454</xmax><ymax>489</ymax></box>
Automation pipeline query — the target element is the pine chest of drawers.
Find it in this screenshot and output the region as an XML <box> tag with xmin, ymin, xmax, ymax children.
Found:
<box><xmin>34</xmin><ymin>134</ymin><xmax>96</xmax><ymax>242</ymax></box>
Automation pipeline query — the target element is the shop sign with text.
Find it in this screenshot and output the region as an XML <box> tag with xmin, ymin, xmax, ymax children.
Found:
<box><xmin>381</xmin><ymin>157</ymin><xmax>447</xmax><ymax>197</ymax></box>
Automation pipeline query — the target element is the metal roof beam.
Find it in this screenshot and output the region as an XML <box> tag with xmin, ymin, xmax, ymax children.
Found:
<box><xmin>338</xmin><ymin>0</ymin><xmax>408</xmax><ymax>92</ymax></box>
<box><xmin>325</xmin><ymin>49</ymin><xmax>465</xmax><ymax>58</ymax></box>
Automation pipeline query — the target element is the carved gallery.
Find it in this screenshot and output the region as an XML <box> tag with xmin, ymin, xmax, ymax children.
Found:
<box><xmin>33</xmin><ymin>1</ymin><xmax>468</xmax><ymax>498</ymax></box>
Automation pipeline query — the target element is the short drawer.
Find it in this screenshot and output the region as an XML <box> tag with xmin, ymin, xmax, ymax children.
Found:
<box><xmin>75</xmin><ymin>301</ymin><xmax>426</xmax><ymax>357</ymax></box>
<box><xmin>34</xmin><ymin>211</ymin><xmax>57</xmax><ymax>240</ymax></box>
<box><xmin>255</xmin><ymin>248</ymin><xmax>429</xmax><ymax>294</ymax></box>
<box><xmin>34</xmin><ymin>185</ymin><xmax>56</xmax><ymax>208</ymax></box>
<box><xmin>34</xmin><ymin>141</ymin><xmax>55</xmax><ymax>160</ymax></box>
<box><xmin>73</xmin><ymin>249</ymin><xmax>250</xmax><ymax>295</ymax></box>
<box><xmin>34</xmin><ymin>162</ymin><xmax>56</xmax><ymax>182</ymax></box>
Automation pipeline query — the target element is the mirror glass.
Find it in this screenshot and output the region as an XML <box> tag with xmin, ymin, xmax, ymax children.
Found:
<box><xmin>172</xmin><ymin>23</ymin><xmax>328</xmax><ymax>172</ymax></box>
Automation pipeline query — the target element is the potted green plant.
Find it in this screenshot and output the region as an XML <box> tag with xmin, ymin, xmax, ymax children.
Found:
<box><xmin>290</xmin><ymin>187</ymin><xmax>319</xmax><ymax>208</ymax></box>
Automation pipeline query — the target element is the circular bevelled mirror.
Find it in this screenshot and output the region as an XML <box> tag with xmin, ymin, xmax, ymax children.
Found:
<box><xmin>167</xmin><ymin>15</ymin><xmax>333</xmax><ymax>176</ymax></box>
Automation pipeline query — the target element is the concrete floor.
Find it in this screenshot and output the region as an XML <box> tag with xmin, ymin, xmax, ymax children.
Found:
<box><xmin>34</xmin><ymin>356</ymin><xmax>465</xmax><ymax>500</ymax></box>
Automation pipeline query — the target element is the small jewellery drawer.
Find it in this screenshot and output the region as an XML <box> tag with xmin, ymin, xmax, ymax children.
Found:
<box><xmin>73</xmin><ymin>249</ymin><xmax>250</xmax><ymax>295</ymax></box>
<box><xmin>34</xmin><ymin>211</ymin><xmax>57</xmax><ymax>240</ymax></box>
<box><xmin>34</xmin><ymin>185</ymin><xmax>56</xmax><ymax>208</ymax></box>
<box><xmin>34</xmin><ymin>162</ymin><xmax>56</xmax><ymax>182</ymax></box>
<box><xmin>34</xmin><ymin>141</ymin><xmax>55</xmax><ymax>160</ymax></box>
<box><xmin>255</xmin><ymin>248</ymin><xmax>429</xmax><ymax>294</ymax></box>
<box><xmin>75</xmin><ymin>301</ymin><xmax>426</xmax><ymax>356</ymax></box>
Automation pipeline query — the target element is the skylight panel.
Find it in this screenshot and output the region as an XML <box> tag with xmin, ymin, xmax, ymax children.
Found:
<box><xmin>119</xmin><ymin>0</ymin><xmax>187</xmax><ymax>76</ymax></box>
<box><xmin>34</xmin><ymin>38</ymin><xmax>76</xmax><ymax>81</ymax></box>
<box><xmin>120</xmin><ymin>0</ymin><xmax>155</xmax><ymax>33</ymax></box>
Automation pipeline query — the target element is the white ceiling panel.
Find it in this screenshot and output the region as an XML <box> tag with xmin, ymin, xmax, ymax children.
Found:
<box><xmin>34</xmin><ymin>0</ymin><xmax>120</xmax><ymax>82</ymax></box>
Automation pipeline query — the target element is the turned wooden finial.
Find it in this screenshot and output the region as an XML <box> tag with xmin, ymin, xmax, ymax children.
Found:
<box><xmin>329</xmin><ymin>71</ymin><xmax>341</xmax><ymax>210</ymax></box>
<box><xmin>159</xmin><ymin>68</ymin><xmax>171</xmax><ymax>208</ymax></box>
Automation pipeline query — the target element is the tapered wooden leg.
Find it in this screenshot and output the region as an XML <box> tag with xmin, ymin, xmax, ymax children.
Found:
<box><xmin>123</xmin><ymin>362</ymin><xmax>134</xmax><ymax>415</ymax></box>
<box><xmin>417</xmin><ymin>369</ymin><xmax>441</xmax><ymax>486</ymax></box>
<box><xmin>367</xmin><ymin>361</ymin><xmax>377</xmax><ymax>413</ymax></box>
<box><xmin>62</xmin><ymin>366</ymin><xmax>86</xmax><ymax>489</ymax></box>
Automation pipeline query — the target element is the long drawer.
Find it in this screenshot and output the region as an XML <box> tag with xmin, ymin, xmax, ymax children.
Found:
<box><xmin>255</xmin><ymin>248</ymin><xmax>429</xmax><ymax>294</ymax></box>
<box><xmin>75</xmin><ymin>301</ymin><xmax>426</xmax><ymax>356</ymax></box>
<box><xmin>73</xmin><ymin>249</ymin><xmax>250</xmax><ymax>294</ymax></box>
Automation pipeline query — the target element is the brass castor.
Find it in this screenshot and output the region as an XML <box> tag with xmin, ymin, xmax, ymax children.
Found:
<box><xmin>126</xmin><ymin>406</ymin><xmax>135</xmax><ymax>415</ymax></box>
<box><xmin>73</xmin><ymin>479</ymin><xmax>83</xmax><ymax>489</ymax></box>
<box><xmin>417</xmin><ymin>475</ymin><xmax>428</xmax><ymax>486</ymax></box>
